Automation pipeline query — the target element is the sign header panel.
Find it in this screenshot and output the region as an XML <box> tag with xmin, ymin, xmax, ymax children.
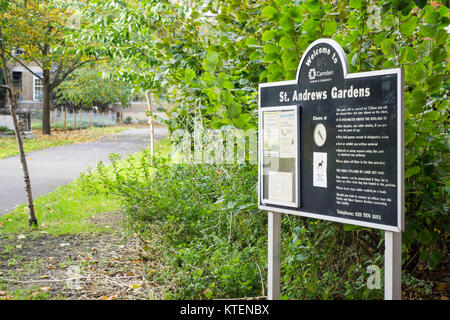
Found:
<box><xmin>258</xmin><ymin>39</ymin><xmax>404</xmax><ymax>232</ymax></box>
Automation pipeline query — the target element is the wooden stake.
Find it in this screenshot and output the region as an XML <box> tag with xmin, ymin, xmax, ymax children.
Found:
<box><xmin>64</xmin><ymin>108</ymin><xmax>67</xmax><ymax>131</ymax></box>
<box><xmin>145</xmin><ymin>91</ymin><xmax>155</xmax><ymax>162</ymax></box>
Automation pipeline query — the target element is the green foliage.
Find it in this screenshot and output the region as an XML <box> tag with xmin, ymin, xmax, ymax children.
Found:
<box><xmin>81</xmin><ymin>151</ymin><xmax>267</xmax><ymax>298</ymax></box>
<box><xmin>55</xmin><ymin>63</ymin><xmax>132</xmax><ymax>109</ymax></box>
<box><xmin>82</xmin><ymin>150</ymin><xmax>389</xmax><ymax>299</ymax></box>
<box><xmin>79</xmin><ymin>0</ymin><xmax>449</xmax><ymax>286</ymax></box>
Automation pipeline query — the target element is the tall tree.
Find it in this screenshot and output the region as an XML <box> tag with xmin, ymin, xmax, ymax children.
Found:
<box><xmin>1</xmin><ymin>0</ymin><xmax>101</xmax><ymax>134</ymax></box>
<box><xmin>0</xmin><ymin>25</ymin><xmax>37</xmax><ymax>226</ymax></box>
<box><xmin>54</xmin><ymin>62</ymin><xmax>132</xmax><ymax>111</ymax></box>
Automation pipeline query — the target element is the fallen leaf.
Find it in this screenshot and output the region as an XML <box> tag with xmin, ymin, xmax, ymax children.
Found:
<box><xmin>40</xmin><ymin>287</ymin><xmax>50</xmax><ymax>292</ymax></box>
<box><xmin>0</xmin><ymin>222</ymin><xmax>4</xmax><ymax>228</ymax></box>
<box><xmin>99</xmin><ymin>296</ymin><xmax>107</xmax><ymax>300</ymax></box>
<box><xmin>40</xmin><ymin>276</ymin><xmax>49</xmax><ymax>279</ymax></box>
<box><xmin>441</xmin><ymin>296</ymin><xmax>449</xmax><ymax>300</ymax></box>
<box><xmin>436</xmin><ymin>283</ymin><xmax>450</xmax><ymax>291</ymax></box>
<box><xmin>0</xmin><ymin>291</ymin><xmax>7</xmax><ymax>296</ymax></box>
<box><xmin>131</xmin><ymin>284</ymin><xmax>141</xmax><ymax>289</ymax></box>
<box><xmin>48</xmin><ymin>266</ymin><xmax>56</xmax><ymax>270</ymax></box>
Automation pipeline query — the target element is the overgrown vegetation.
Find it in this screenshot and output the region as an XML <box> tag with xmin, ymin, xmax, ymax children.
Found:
<box><xmin>80</xmin><ymin>149</ymin><xmax>434</xmax><ymax>299</ymax></box>
<box><xmin>78</xmin><ymin>0</ymin><xmax>449</xmax><ymax>273</ymax></box>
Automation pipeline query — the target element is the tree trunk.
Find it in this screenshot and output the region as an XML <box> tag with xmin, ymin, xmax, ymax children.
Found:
<box><xmin>7</xmin><ymin>92</ymin><xmax>38</xmax><ymax>226</ymax></box>
<box><xmin>41</xmin><ymin>69</ymin><xmax>51</xmax><ymax>135</ymax></box>
<box><xmin>0</xmin><ymin>28</ymin><xmax>38</xmax><ymax>226</ymax></box>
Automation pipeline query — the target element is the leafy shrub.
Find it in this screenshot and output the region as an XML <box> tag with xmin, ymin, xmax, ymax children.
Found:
<box><xmin>81</xmin><ymin>151</ymin><xmax>267</xmax><ymax>298</ymax></box>
<box><xmin>81</xmin><ymin>150</ymin><xmax>392</xmax><ymax>299</ymax></box>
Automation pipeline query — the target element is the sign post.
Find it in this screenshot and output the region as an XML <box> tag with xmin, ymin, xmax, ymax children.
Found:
<box><xmin>268</xmin><ymin>211</ymin><xmax>281</xmax><ymax>300</ymax></box>
<box><xmin>258</xmin><ymin>38</ymin><xmax>404</xmax><ymax>300</ymax></box>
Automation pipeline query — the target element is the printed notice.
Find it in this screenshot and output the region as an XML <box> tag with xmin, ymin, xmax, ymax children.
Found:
<box><xmin>268</xmin><ymin>171</ymin><xmax>293</xmax><ymax>202</ymax></box>
<box><xmin>313</xmin><ymin>152</ymin><xmax>327</xmax><ymax>188</ymax></box>
<box><xmin>279</xmin><ymin>111</ymin><xmax>296</xmax><ymax>158</ymax></box>
<box><xmin>263</xmin><ymin>112</ymin><xmax>279</xmax><ymax>157</ymax></box>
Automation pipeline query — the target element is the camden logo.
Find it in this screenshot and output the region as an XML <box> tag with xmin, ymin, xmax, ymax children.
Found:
<box><xmin>308</xmin><ymin>68</ymin><xmax>317</xmax><ymax>80</ymax></box>
<box><xmin>308</xmin><ymin>68</ymin><xmax>334</xmax><ymax>83</ymax></box>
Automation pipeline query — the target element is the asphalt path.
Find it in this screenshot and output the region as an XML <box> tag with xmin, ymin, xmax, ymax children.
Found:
<box><xmin>0</xmin><ymin>127</ymin><xmax>168</xmax><ymax>215</ymax></box>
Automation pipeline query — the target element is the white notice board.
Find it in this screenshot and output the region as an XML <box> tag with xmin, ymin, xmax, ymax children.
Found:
<box><xmin>260</xmin><ymin>106</ymin><xmax>299</xmax><ymax>208</ymax></box>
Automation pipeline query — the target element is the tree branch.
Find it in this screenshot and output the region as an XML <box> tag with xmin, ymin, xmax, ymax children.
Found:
<box><xmin>50</xmin><ymin>57</ymin><xmax>105</xmax><ymax>89</ymax></box>
<box><xmin>5</xmin><ymin>51</ymin><xmax>43</xmax><ymax>79</ymax></box>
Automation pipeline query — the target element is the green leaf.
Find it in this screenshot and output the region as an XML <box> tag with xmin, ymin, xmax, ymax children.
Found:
<box><xmin>245</xmin><ymin>37</ymin><xmax>257</xmax><ymax>46</ymax></box>
<box><xmin>419</xmin><ymin>249</ymin><xmax>430</xmax><ymax>262</ymax></box>
<box><xmin>262</xmin><ymin>30</ymin><xmax>276</xmax><ymax>41</ymax></box>
<box><xmin>405</xmin><ymin>166</ymin><xmax>420</xmax><ymax>178</ymax></box>
<box><xmin>184</xmin><ymin>68</ymin><xmax>195</xmax><ymax>82</ymax></box>
<box><xmin>305</xmin><ymin>0</ymin><xmax>320</xmax><ymax>13</ymax></box>
<box><xmin>430</xmin><ymin>250</ymin><xmax>442</xmax><ymax>269</ymax></box>
<box><xmin>400</xmin><ymin>16</ymin><xmax>418</xmax><ymax>37</ymax></box>
<box><xmin>424</xmin><ymin>6</ymin><xmax>438</xmax><ymax>25</ymax></box>
<box><xmin>249</xmin><ymin>51</ymin><xmax>261</xmax><ymax>61</ymax></box>
<box><xmin>405</xmin><ymin>130</ymin><xmax>415</xmax><ymax>146</ymax></box>
<box><xmin>279</xmin><ymin>15</ymin><xmax>292</xmax><ymax>31</ymax></box>
<box><xmin>296</xmin><ymin>253</ymin><xmax>308</xmax><ymax>262</ymax></box>
<box><xmin>382</xmin><ymin>15</ymin><xmax>396</xmax><ymax>30</ymax></box>
<box><xmin>263</xmin><ymin>43</ymin><xmax>278</xmax><ymax>54</ymax></box>
<box><xmin>406</xmin><ymin>62</ymin><xmax>427</xmax><ymax>84</ymax></box>
<box><xmin>414</xmin><ymin>0</ymin><xmax>427</xmax><ymax>9</ymax></box>
<box><xmin>381</xmin><ymin>38</ymin><xmax>396</xmax><ymax>58</ymax></box>
<box><xmin>205</xmin><ymin>51</ymin><xmax>219</xmax><ymax>65</ymax></box>
<box><xmin>420</xmin><ymin>24</ymin><xmax>437</xmax><ymax>38</ymax></box>
<box><xmin>279</xmin><ymin>35</ymin><xmax>295</xmax><ymax>49</ymax></box>
<box><xmin>418</xmin><ymin>229</ymin><xmax>432</xmax><ymax>244</ymax></box>
<box><xmin>267</xmin><ymin>63</ymin><xmax>283</xmax><ymax>74</ymax></box>
<box><xmin>402</xmin><ymin>47</ymin><xmax>417</xmax><ymax>63</ymax></box>
<box><xmin>323</xmin><ymin>21</ymin><xmax>337</xmax><ymax>36</ymax></box>
<box><xmin>222</xmin><ymin>80</ymin><xmax>234</xmax><ymax>90</ymax></box>
<box><xmin>424</xmin><ymin>110</ymin><xmax>439</xmax><ymax>121</ymax></box>
<box><xmin>349</xmin><ymin>0</ymin><xmax>363</xmax><ymax>8</ymax></box>
<box><xmin>262</xmin><ymin>6</ymin><xmax>277</xmax><ymax>19</ymax></box>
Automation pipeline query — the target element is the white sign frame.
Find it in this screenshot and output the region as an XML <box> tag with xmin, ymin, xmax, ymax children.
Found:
<box><xmin>258</xmin><ymin>38</ymin><xmax>404</xmax><ymax>233</ymax></box>
<box><xmin>259</xmin><ymin>38</ymin><xmax>404</xmax><ymax>301</ymax></box>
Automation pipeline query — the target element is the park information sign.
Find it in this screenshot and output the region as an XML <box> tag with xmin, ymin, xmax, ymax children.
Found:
<box><xmin>258</xmin><ymin>38</ymin><xmax>404</xmax><ymax>232</ymax></box>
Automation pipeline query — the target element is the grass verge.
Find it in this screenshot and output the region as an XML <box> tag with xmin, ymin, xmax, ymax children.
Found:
<box><xmin>0</xmin><ymin>139</ymin><xmax>173</xmax><ymax>300</ymax></box>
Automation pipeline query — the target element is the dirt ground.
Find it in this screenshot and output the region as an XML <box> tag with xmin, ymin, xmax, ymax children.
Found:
<box><xmin>0</xmin><ymin>214</ymin><xmax>170</xmax><ymax>300</ymax></box>
<box><xmin>1</xmin><ymin>212</ymin><xmax>448</xmax><ymax>300</ymax></box>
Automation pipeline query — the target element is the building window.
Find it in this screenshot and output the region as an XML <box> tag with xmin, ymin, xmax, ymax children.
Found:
<box><xmin>12</xmin><ymin>71</ymin><xmax>22</xmax><ymax>101</ymax></box>
<box><xmin>33</xmin><ymin>75</ymin><xmax>43</xmax><ymax>102</ymax></box>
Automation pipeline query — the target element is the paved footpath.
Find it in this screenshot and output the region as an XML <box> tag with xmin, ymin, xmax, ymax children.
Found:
<box><xmin>0</xmin><ymin>128</ymin><xmax>168</xmax><ymax>216</ymax></box>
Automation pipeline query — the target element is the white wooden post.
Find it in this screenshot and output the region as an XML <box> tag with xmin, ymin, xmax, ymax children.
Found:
<box><xmin>385</xmin><ymin>231</ymin><xmax>402</xmax><ymax>300</ymax></box>
<box><xmin>268</xmin><ymin>211</ymin><xmax>281</xmax><ymax>300</ymax></box>
<box><xmin>145</xmin><ymin>91</ymin><xmax>155</xmax><ymax>161</ymax></box>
